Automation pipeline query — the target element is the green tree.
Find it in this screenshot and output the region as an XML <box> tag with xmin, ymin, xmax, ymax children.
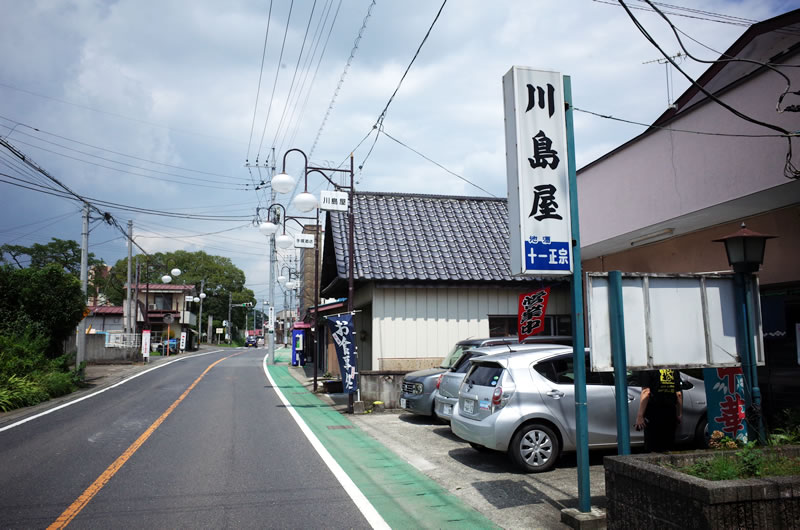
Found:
<box><xmin>0</xmin><ymin>238</ymin><xmax>102</xmax><ymax>275</ymax></box>
<box><xmin>106</xmin><ymin>250</ymin><xmax>255</xmax><ymax>330</ymax></box>
<box><xmin>0</xmin><ymin>264</ymin><xmax>85</xmax><ymax>358</ymax></box>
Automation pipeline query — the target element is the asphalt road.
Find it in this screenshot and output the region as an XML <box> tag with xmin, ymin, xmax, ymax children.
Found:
<box><xmin>0</xmin><ymin>349</ymin><xmax>370</xmax><ymax>529</ymax></box>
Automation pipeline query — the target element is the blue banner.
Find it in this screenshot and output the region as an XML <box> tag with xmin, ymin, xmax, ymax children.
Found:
<box><xmin>325</xmin><ymin>314</ymin><xmax>358</xmax><ymax>394</ymax></box>
<box><xmin>703</xmin><ymin>366</ymin><xmax>748</xmax><ymax>443</ymax></box>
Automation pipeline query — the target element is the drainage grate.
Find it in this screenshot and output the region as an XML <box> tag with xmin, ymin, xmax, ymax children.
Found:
<box><xmin>327</xmin><ymin>425</ymin><xmax>354</xmax><ymax>430</ymax></box>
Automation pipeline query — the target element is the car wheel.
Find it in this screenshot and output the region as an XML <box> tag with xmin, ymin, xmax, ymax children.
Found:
<box><xmin>695</xmin><ymin>416</ymin><xmax>709</xmax><ymax>449</ymax></box>
<box><xmin>509</xmin><ymin>423</ymin><xmax>560</xmax><ymax>473</ymax></box>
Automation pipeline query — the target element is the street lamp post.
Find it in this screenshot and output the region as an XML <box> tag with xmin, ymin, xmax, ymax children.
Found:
<box><xmin>274</xmin><ymin>148</ymin><xmax>355</xmax><ymax>403</ymax></box>
<box><xmin>258</xmin><ymin>203</ymin><xmax>316</xmax><ymax>365</ymax></box>
<box><xmin>160</xmin><ymin>266</ymin><xmax>181</xmax><ymax>356</ymax></box>
<box><xmin>714</xmin><ymin>222</ymin><xmax>775</xmax><ymax>444</ymax></box>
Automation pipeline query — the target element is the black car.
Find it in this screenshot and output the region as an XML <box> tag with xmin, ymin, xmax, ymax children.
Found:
<box><xmin>245</xmin><ymin>336</ymin><xmax>258</xmax><ymax>347</ymax></box>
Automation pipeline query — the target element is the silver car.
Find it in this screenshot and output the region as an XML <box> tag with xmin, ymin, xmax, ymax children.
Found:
<box><xmin>399</xmin><ymin>337</ymin><xmax>519</xmax><ymax>416</ymax></box>
<box><xmin>451</xmin><ymin>347</ymin><xmax>707</xmax><ymax>472</ymax></box>
<box><xmin>434</xmin><ymin>338</ymin><xmax>572</xmax><ymax>421</ymax></box>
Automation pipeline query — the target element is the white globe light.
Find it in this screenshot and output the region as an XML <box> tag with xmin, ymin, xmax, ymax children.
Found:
<box><xmin>162</xmin><ymin>275</ymin><xmax>172</xmax><ymax>284</ymax></box>
<box><xmin>171</xmin><ymin>268</ymin><xmax>182</xmax><ymax>277</ymax></box>
<box><xmin>199</xmin><ymin>292</ymin><xmax>207</xmax><ymax>299</ymax></box>
<box><xmin>193</xmin><ymin>296</ymin><xmax>200</xmax><ymax>303</ymax></box>
<box><xmin>293</xmin><ymin>192</ymin><xmax>318</xmax><ymax>212</ymax></box>
<box><xmin>285</xmin><ymin>281</ymin><xmax>295</xmax><ymax>289</ymax></box>
<box><xmin>277</xmin><ymin>275</ymin><xmax>287</xmax><ymax>285</ymax></box>
<box><xmin>276</xmin><ymin>233</ymin><xmax>293</xmax><ymax>249</ymax></box>
<box><xmin>271</xmin><ymin>172</ymin><xmax>295</xmax><ymax>194</ymax></box>
<box><xmin>259</xmin><ymin>221</ymin><xmax>279</xmax><ymax>235</ymax></box>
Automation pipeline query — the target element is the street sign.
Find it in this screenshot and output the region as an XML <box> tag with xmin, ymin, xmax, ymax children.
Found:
<box><xmin>504</xmin><ymin>67</ymin><xmax>573</xmax><ymax>277</ymax></box>
<box><xmin>215</xmin><ymin>327</ymin><xmax>224</xmax><ymax>334</ymax></box>
<box><xmin>141</xmin><ymin>330</ymin><xmax>151</xmax><ymax>359</ymax></box>
<box><xmin>268</xmin><ymin>307</ymin><xmax>275</xmax><ymax>332</ymax></box>
<box><xmin>184</xmin><ymin>295</ymin><xmax>194</xmax><ymax>302</ymax></box>
<box><xmin>319</xmin><ymin>190</ymin><xmax>348</xmax><ymax>211</ymax></box>
<box><xmin>163</xmin><ymin>314</ymin><xmax>174</xmax><ymax>324</ymax></box>
<box><xmin>179</xmin><ymin>332</ymin><xmax>187</xmax><ymax>351</ymax></box>
<box><xmin>294</xmin><ymin>234</ymin><xmax>314</xmax><ymax>248</ymax></box>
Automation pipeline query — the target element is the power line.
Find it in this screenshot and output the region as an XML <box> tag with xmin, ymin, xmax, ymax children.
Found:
<box><xmin>246</xmin><ymin>0</ymin><xmax>275</xmax><ymax>163</ymax></box>
<box><xmin>4</xmin><ymin>129</ymin><xmax>250</xmax><ymax>188</ymax></box>
<box><xmin>0</xmin><ymin>116</ymin><xmax>247</xmax><ymax>181</ymax></box>
<box><xmin>359</xmin><ymin>0</ymin><xmax>448</xmax><ymax>172</ymax></box>
<box><xmin>0</xmin><ymin>81</ymin><xmax>246</xmax><ymax>146</ymax></box>
<box><xmin>268</xmin><ymin>0</ymin><xmax>320</xmax><ymax>153</ymax></box>
<box><xmin>309</xmin><ymin>0</ymin><xmax>376</xmax><ymax>157</ymax></box>
<box><xmin>616</xmin><ymin>0</ymin><xmax>798</xmax><ymax>179</ymax></box>
<box><xmin>574</xmin><ymin>107</ymin><xmax>795</xmax><ymax>137</ymax></box>
<box><xmin>381</xmin><ymin>128</ymin><xmax>497</xmax><ymax>197</ymax></box>
<box><xmin>256</xmin><ymin>1</ymin><xmax>296</xmax><ymax>161</ymax></box>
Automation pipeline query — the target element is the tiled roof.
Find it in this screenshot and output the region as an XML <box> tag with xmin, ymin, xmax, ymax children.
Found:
<box><xmin>89</xmin><ymin>306</ymin><xmax>123</xmax><ymax>315</ymax></box>
<box><xmin>325</xmin><ymin>192</ymin><xmax>528</xmax><ymax>283</ymax></box>
<box><xmin>127</xmin><ymin>283</ymin><xmax>196</xmax><ymax>291</ymax></box>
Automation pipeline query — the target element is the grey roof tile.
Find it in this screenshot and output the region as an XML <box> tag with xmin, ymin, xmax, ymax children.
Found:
<box><xmin>326</xmin><ymin>191</ymin><xmax>533</xmax><ymax>283</ymax></box>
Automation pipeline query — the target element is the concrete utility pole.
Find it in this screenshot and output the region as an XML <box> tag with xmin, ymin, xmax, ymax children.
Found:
<box><xmin>227</xmin><ymin>292</ymin><xmax>232</xmax><ymax>344</ymax></box>
<box><xmin>268</xmin><ymin>157</ymin><xmax>277</xmax><ymax>364</ymax></box>
<box><xmin>126</xmin><ymin>220</ymin><xmax>133</xmax><ymax>333</ymax></box>
<box><xmin>207</xmin><ymin>315</ymin><xmax>213</xmax><ymax>345</ymax></box>
<box><xmin>77</xmin><ymin>204</ymin><xmax>89</xmax><ymax>366</ymax></box>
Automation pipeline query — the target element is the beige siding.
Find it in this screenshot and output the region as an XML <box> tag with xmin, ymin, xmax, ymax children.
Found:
<box><xmin>372</xmin><ymin>286</ymin><xmax>567</xmax><ymax>370</ymax></box>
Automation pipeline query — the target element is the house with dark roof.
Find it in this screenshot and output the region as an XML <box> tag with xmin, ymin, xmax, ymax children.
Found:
<box><xmin>577</xmin><ymin>9</ymin><xmax>800</xmax><ymax>414</ymax></box>
<box><xmin>319</xmin><ymin>192</ymin><xmax>572</xmax><ymax>372</ymax></box>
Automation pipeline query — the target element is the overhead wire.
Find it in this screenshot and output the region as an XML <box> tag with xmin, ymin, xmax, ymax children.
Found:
<box><xmin>256</xmin><ymin>1</ymin><xmax>296</xmax><ymax>162</ymax></box>
<box><xmin>0</xmin><ymin>116</ymin><xmax>247</xmax><ymax>181</ymax></box>
<box><xmin>357</xmin><ymin>0</ymin><xmax>448</xmax><ymax>173</ymax></box>
<box><xmin>309</xmin><ymin>0</ymin><xmax>376</xmax><ymax>158</ymax></box>
<box><xmin>277</xmin><ymin>0</ymin><xmax>338</xmax><ymax>155</ymax></box>
<box><xmin>616</xmin><ymin>0</ymin><xmax>798</xmax><ymax>179</ymax></box>
<box><xmin>267</xmin><ymin>0</ymin><xmax>319</xmax><ymax>153</ymax></box>
<box><xmin>381</xmin><ymin>128</ymin><xmax>497</xmax><ymax>197</ymax></box>
<box><xmin>246</xmin><ymin>0</ymin><xmax>275</xmax><ymax>164</ymax></box>
<box><xmin>4</xmin><ymin>132</ymin><xmax>250</xmax><ymax>188</ymax></box>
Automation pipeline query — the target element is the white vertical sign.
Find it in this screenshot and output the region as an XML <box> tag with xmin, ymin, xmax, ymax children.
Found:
<box><xmin>141</xmin><ymin>330</ymin><xmax>151</xmax><ymax>359</ymax></box>
<box><xmin>269</xmin><ymin>306</ymin><xmax>275</xmax><ymax>332</ymax></box>
<box><xmin>180</xmin><ymin>331</ymin><xmax>187</xmax><ymax>351</ymax></box>
<box><xmin>503</xmin><ymin>66</ymin><xmax>573</xmax><ymax>276</ymax></box>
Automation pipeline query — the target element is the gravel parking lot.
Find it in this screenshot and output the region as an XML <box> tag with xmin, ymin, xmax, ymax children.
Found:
<box><xmin>349</xmin><ymin>410</ymin><xmax>609</xmax><ymax>530</ymax></box>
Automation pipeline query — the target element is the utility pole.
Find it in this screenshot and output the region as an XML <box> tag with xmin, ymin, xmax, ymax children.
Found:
<box><xmin>197</xmin><ymin>279</ymin><xmax>205</xmax><ymax>344</ymax></box>
<box><xmin>227</xmin><ymin>292</ymin><xmax>232</xmax><ymax>344</ymax></box>
<box><xmin>133</xmin><ymin>258</ymin><xmax>140</xmax><ymax>334</ymax></box>
<box><xmin>126</xmin><ymin>220</ymin><xmax>133</xmax><ymax>333</ymax></box>
<box><xmin>77</xmin><ymin>204</ymin><xmax>89</xmax><ymax>366</ymax></box>
<box><xmin>268</xmin><ymin>149</ymin><xmax>277</xmax><ymax>364</ymax></box>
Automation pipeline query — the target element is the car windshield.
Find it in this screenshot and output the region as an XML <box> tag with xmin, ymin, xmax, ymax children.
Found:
<box><xmin>440</xmin><ymin>343</ymin><xmax>473</xmax><ymax>369</ymax></box>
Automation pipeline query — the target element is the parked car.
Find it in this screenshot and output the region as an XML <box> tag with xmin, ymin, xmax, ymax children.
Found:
<box><xmin>153</xmin><ymin>338</ymin><xmax>177</xmax><ymax>355</ymax></box>
<box><xmin>434</xmin><ymin>337</ymin><xmax>572</xmax><ymax>421</ymax></box>
<box><xmin>399</xmin><ymin>337</ymin><xmax>520</xmax><ymax>416</ymax></box>
<box><xmin>245</xmin><ymin>335</ymin><xmax>258</xmax><ymax>347</ymax></box>
<box><xmin>451</xmin><ymin>347</ymin><xmax>707</xmax><ymax>473</ymax></box>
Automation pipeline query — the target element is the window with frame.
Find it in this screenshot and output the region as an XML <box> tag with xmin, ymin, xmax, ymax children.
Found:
<box><xmin>488</xmin><ymin>314</ymin><xmax>572</xmax><ymax>337</ymax></box>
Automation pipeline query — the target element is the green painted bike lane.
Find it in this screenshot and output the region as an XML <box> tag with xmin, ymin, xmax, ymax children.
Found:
<box><xmin>267</xmin><ymin>363</ymin><xmax>497</xmax><ymax>529</ymax></box>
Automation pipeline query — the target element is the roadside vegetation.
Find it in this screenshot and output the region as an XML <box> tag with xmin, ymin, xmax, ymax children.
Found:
<box><xmin>664</xmin><ymin>411</ymin><xmax>800</xmax><ymax>481</ymax></box>
<box><xmin>0</xmin><ymin>263</ymin><xmax>86</xmax><ymax>412</ymax></box>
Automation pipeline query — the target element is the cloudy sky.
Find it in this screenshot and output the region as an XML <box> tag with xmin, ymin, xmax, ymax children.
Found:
<box><xmin>0</xmin><ymin>0</ymin><xmax>793</xmax><ymax>308</ymax></box>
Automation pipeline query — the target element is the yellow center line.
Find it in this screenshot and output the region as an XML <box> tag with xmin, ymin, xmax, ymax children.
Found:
<box><xmin>48</xmin><ymin>351</ymin><xmax>243</xmax><ymax>529</ymax></box>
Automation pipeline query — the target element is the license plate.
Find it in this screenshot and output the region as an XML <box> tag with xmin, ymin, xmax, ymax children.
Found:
<box><xmin>443</xmin><ymin>404</ymin><xmax>453</xmax><ymax>416</ymax></box>
<box><xmin>463</xmin><ymin>399</ymin><xmax>474</xmax><ymax>414</ymax></box>
<box><xmin>400</xmin><ymin>398</ymin><xmax>407</xmax><ymax>409</ymax></box>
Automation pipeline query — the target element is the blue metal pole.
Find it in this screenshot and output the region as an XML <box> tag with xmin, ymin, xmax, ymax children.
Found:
<box><xmin>733</xmin><ymin>272</ymin><xmax>754</xmax><ymax>424</ymax></box>
<box><xmin>609</xmin><ymin>271</ymin><xmax>631</xmax><ymax>455</ymax></box>
<box><xmin>564</xmin><ymin>75</ymin><xmax>590</xmax><ymax>513</ymax></box>
<box><xmin>742</xmin><ymin>273</ymin><xmax>766</xmax><ymax>443</ymax></box>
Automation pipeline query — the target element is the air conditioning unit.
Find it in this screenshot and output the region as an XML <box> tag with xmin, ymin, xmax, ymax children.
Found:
<box><xmin>148</xmin><ymin>304</ymin><xmax>157</xmax><ymax>310</ymax></box>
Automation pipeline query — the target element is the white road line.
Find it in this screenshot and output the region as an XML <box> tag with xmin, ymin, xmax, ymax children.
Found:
<box><xmin>261</xmin><ymin>353</ymin><xmax>390</xmax><ymax>530</ymax></box>
<box><xmin>0</xmin><ymin>350</ymin><xmax>225</xmax><ymax>433</ymax></box>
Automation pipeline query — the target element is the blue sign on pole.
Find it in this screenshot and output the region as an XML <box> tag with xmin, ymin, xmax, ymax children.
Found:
<box><xmin>325</xmin><ymin>314</ymin><xmax>358</xmax><ymax>394</ymax></box>
<box><xmin>703</xmin><ymin>366</ymin><xmax>748</xmax><ymax>443</ymax></box>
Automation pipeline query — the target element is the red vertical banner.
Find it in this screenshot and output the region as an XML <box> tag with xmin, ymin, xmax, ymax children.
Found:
<box><xmin>518</xmin><ymin>287</ymin><xmax>551</xmax><ymax>342</ymax></box>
